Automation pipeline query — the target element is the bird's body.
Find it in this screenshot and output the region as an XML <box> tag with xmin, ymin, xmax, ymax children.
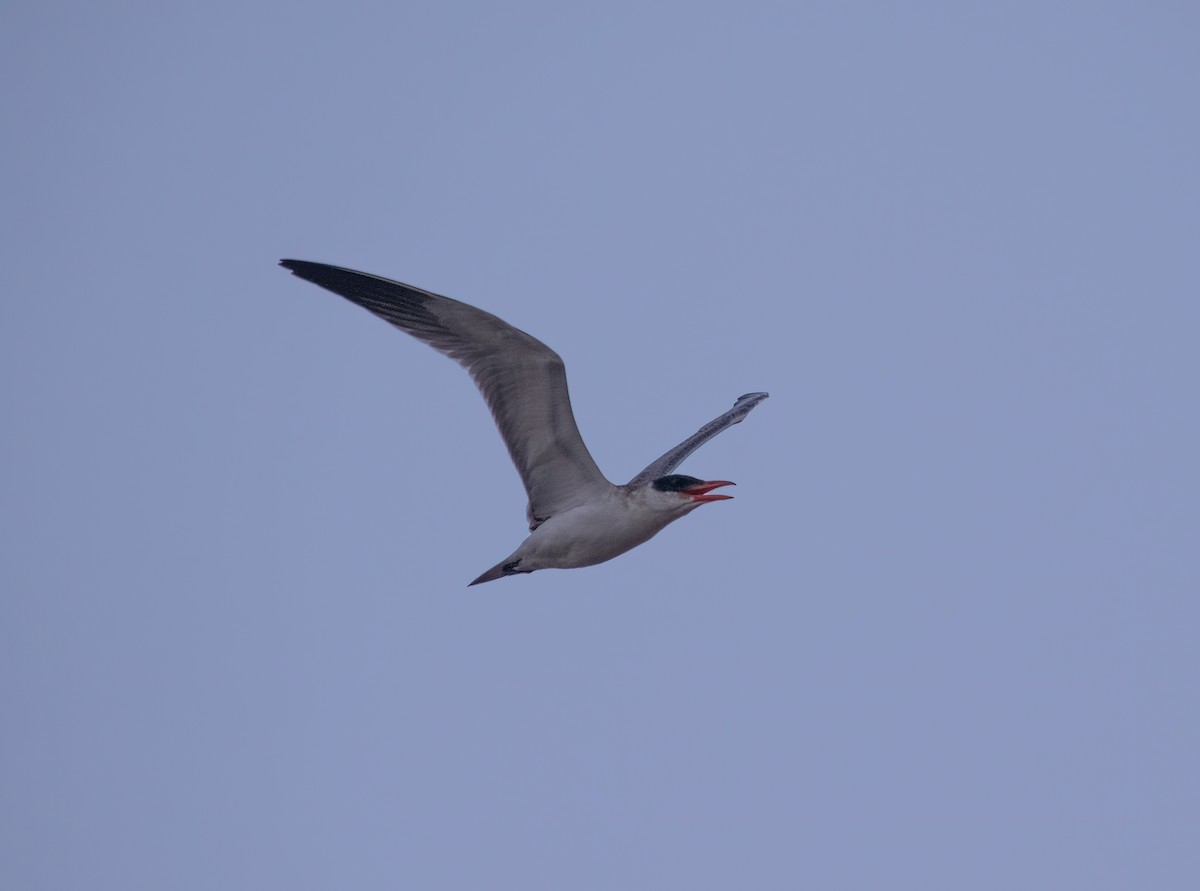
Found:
<box><xmin>280</xmin><ymin>259</ymin><xmax>767</xmax><ymax>585</ymax></box>
<box><xmin>471</xmin><ymin>480</ymin><xmax>716</xmax><ymax>584</ymax></box>
<box><xmin>491</xmin><ymin>489</ymin><xmax>665</xmax><ymax>575</ymax></box>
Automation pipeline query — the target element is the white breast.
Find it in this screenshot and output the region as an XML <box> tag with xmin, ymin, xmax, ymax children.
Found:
<box><xmin>515</xmin><ymin>489</ymin><xmax>681</xmax><ymax>571</ymax></box>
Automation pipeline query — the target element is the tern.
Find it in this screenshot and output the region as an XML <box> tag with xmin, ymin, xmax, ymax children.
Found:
<box><xmin>280</xmin><ymin>260</ymin><xmax>768</xmax><ymax>585</ymax></box>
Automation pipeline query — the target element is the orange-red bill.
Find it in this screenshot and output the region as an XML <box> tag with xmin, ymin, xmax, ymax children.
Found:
<box><xmin>681</xmin><ymin>480</ymin><xmax>736</xmax><ymax>503</ymax></box>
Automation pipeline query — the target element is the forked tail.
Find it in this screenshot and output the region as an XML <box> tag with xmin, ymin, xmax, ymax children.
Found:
<box><xmin>467</xmin><ymin>557</ymin><xmax>530</xmax><ymax>586</ymax></box>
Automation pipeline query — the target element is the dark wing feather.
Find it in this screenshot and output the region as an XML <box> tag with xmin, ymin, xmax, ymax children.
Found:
<box><xmin>281</xmin><ymin>260</ymin><xmax>611</xmax><ymax>528</ymax></box>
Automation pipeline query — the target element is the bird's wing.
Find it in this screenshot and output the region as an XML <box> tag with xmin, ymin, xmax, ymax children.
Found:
<box><xmin>626</xmin><ymin>392</ymin><xmax>769</xmax><ymax>487</ymax></box>
<box><xmin>281</xmin><ymin>260</ymin><xmax>611</xmax><ymax>529</ymax></box>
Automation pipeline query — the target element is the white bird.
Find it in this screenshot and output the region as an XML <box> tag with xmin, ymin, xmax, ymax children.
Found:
<box><xmin>281</xmin><ymin>260</ymin><xmax>768</xmax><ymax>585</ymax></box>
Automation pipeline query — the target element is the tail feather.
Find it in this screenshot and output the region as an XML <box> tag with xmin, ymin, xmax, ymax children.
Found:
<box><xmin>467</xmin><ymin>557</ymin><xmax>530</xmax><ymax>587</ymax></box>
<box><xmin>468</xmin><ymin>561</ymin><xmax>509</xmax><ymax>587</ymax></box>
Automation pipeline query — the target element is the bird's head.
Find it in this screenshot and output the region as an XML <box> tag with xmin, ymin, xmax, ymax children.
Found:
<box><xmin>650</xmin><ymin>474</ymin><xmax>736</xmax><ymax>513</ymax></box>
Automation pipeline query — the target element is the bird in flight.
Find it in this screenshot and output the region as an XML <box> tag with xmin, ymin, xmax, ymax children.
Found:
<box><xmin>281</xmin><ymin>260</ymin><xmax>768</xmax><ymax>585</ymax></box>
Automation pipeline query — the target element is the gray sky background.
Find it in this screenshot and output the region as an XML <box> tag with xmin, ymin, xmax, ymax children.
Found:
<box><xmin>3</xmin><ymin>2</ymin><xmax>1197</xmax><ymax>888</ymax></box>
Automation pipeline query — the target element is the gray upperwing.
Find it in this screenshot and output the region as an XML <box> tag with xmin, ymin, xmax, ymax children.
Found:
<box><xmin>280</xmin><ymin>260</ymin><xmax>613</xmax><ymax>528</ymax></box>
<box><xmin>626</xmin><ymin>392</ymin><xmax>769</xmax><ymax>487</ymax></box>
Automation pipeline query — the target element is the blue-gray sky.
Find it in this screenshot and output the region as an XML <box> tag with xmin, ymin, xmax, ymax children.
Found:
<box><xmin>3</xmin><ymin>2</ymin><xmax>1197</xmax><ymax>888</ymax></box>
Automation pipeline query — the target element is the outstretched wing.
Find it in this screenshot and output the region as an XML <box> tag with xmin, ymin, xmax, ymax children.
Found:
<box><xmin>281</xmin><ymin>260</ymin><xmax>612</xmax><ymax>528</ymax></box>
<box><xmin>626</xmin><ymin>392</ymin><xmax>769</xmax><ymax>487</ymax></box>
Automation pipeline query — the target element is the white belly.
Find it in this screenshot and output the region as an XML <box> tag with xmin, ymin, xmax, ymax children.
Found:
<box><xmin>516</xmin><ymin>493</ymin><xmax>676</xmax><ymax>570</ymax></box>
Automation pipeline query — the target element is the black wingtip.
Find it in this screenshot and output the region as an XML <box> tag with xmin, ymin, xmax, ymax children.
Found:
<box><xmin>279</xmin><ymin>259</ymin><xmax>345</xmax><ymax>288</ymax></box>
<box><xmin>279</xmin><ymin>258</ymin><xmax>313</xmax><ymax>275</ymax></box>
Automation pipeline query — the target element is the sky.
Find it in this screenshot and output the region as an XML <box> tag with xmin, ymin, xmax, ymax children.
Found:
<box><xmin>2</xmin><ymin>1</ymin><xmax>1197</xmax><ymax>888</ymax></box>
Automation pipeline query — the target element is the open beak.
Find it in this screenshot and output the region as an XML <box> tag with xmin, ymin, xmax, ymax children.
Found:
<box><xmin>680</xmin><ymin>480</ymin><xmax>736</xmax><ymax>503</ymax></box>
